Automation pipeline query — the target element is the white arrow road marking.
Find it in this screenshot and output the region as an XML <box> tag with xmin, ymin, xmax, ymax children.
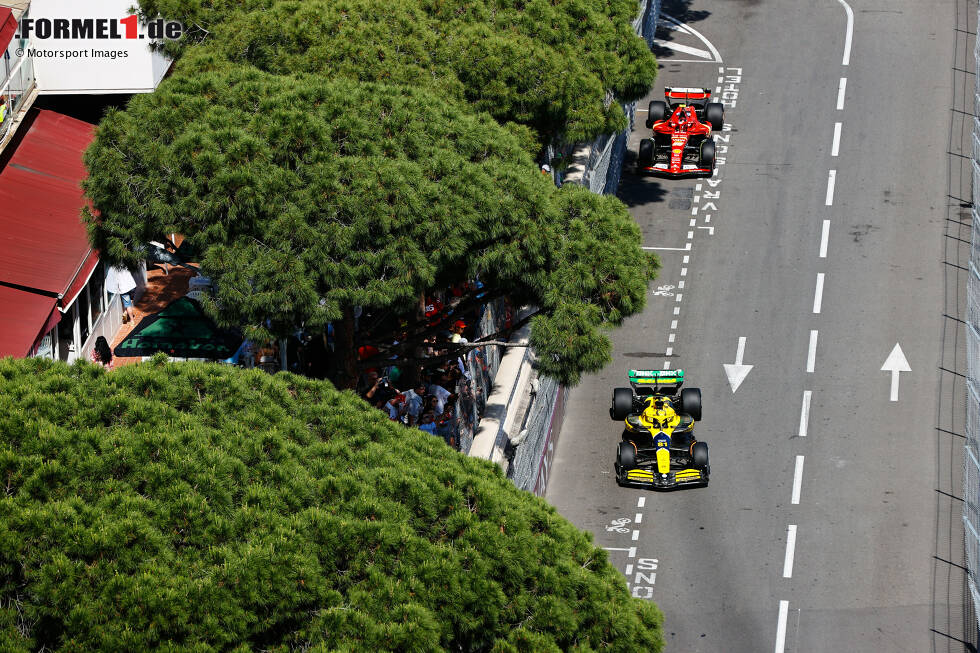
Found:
<box><xmin>723</xmin><ymin>336</ymin><xmax>753</xmax><ymax>392</ymax></box>
<box><xmin>880</xmin><ymin>343</ymin><xmax>911</xmax><ymax>401</ymax></box>
<box><xmin>656</xmin><ymin>14</ymin><xmax>724</xmax><ymax>63</ymax></box>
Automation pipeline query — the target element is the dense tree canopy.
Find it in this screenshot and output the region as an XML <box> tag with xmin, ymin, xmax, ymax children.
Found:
<box><xmin>0</xmin><ymin>356</ymin><xmax>665</xmax><ymax>651</ymax></box>
<box><xmin>84</xmin><ymin>58</ymin><xmax>657</xmax><ymax>386</ymax></box>
<box><xmin>137</xmin><ymin>0</ymin><xmax>656</xmax><ymax>147</ymax></box>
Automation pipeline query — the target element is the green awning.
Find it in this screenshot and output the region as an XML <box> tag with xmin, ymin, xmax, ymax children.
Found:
<box><xmin>114</xmin><ymin>296</ymin><xmax>241</xmax><ymax>359</ymax></box>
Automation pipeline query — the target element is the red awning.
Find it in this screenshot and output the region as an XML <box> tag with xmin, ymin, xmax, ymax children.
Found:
<box><xmin>0</xmin><ymin>9</ymin><xmax>16</xmax><ymax>55</ymax></box>
<box><xmin>0</xmin><ymin>285</ymin><xmax>58</xmax><ymax>357</ymax></box>
<box><xmin>0</xmin><ymin>110</ymin><xmax>98</xmax><ymax>357</ymax></box>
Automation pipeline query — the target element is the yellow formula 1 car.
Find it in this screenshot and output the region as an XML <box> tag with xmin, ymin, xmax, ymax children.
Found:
<box><xmin>610</xmin><ymin>369</ymin><xmax>709</xmax><ymax>488</ymax></box>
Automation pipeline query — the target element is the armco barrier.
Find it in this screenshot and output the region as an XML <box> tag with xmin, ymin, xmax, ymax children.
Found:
<box><xmin>966</xmin><ymin>7</ymin><xmax>980</xmax><ymax>632</ymax></box>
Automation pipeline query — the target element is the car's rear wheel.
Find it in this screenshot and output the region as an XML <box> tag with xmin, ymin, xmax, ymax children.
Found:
<box><xmin>680</xmin><ymin>387</ymin><xmax>702</xmax><ymax>421</ymax></box>
<box><xmin>705</xmin><ymin>102</ymin><xmax>724</xmax><ymax>131</ymax></box>
<box><xmin>692</xmin><ymin>441</ymin><xmax>709</xmax><ymax>469</ymax></box>
<box><xmin>699</xmin><ymin>139</ymin><xmax>716</xmax><ymax>170</ymax></box>
<box><xmin>611</xmin><ymin>387</ymin><xmax>634</xmax><ymax>420</ymax></box>
<box><xmin>646</xmin><ymin>100</ymin><xmax>668</xmax><ymax>128</ymax></box>
<box><xmin>637</xmin><ymin>139</ymin><xmax>654</xmax><ymax>170</ymax></box>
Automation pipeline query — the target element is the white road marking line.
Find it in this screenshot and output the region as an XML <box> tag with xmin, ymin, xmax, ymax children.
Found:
<box><xmin>673</xmin><ymin>306</ymin><xmax>680</xmax><ymax>315</ymax></box>
<box><xmin>782</xmin><ymin>525</ymin><xmax>798</xmax><ymax>578</ymax></box>
<box><xmin>704</xmin><ymin>214</ymin><xmax>711</xmax><ymax>223</ymax></box>
<box><xmin>689</xmin><ymin>218</ymin><xmax>697</xmax><ymax>227</ymax></box>
<box><xmin>670</xmin><ymin>320</ymin><xmax>678</xmax><ymax>329</ymax></box>
<box><xmin>719</xmin><ymin>66</ymin><xmax>724</xmax><ymax>73</ymax></box>
<box><xmin>837</xmin><ymin>0</ymin><xmax>854</xmax><ymax>66</ymax></box>
<box><xmin>687</xmin><ymin>231</ymin><xmax>694</xmax><ymax>239</ymax></box>
<box><xmin>806</xmin><ymin>330</ymin><xmax>818</xmax><ymax>373</ymax></box>
<box><xmin>663</xmin><ymin>361</ymin><xmax>671</xmax><ymax>369</ymax></box>
<box><xmin>678</xmin><ymin>280</ymin><xmax>685</xmax><ymax>289</ymax></box>
<box><xmin>668</xmin><ymin>333</ymin><xmax>676</xmax><ymax>343</ymax></box>
<box><xmin>831</xmin><ymin>122</ymin><xmax>842</xmax><ymax>156</ymax></box>
<box><xmin>675</xmin><ymin>294</ymin><xmax>683</xmax><ymax>302</ymax></box>
<box><xmin>643</xmin><ymin>243</ymin><xmax>692</xmax><ymax>251</ymax></box>
<box><xmin>693</xmin><ymin>195</ymin><xmax>700</xmax><ymax>203</ymax></box>
<box><xmin>680</xmin><ymin>267</ymin><xmax>688</xmax><ymax>276</ymax></box>
<box><xmin>631</xmin><ymin>530</ymin><xmax>640</xmax><ymax>541</ymax></box>
<box><xmin>654</xmin><ymin>40</ymin><xmax>714</xmax><ymax>59</ymax></box>
<box><xmin>825</xmin><ymin>170</ymin><xmax>836</xmax><ymax>206</ymax></box>
<box><xmin>775</xmin><ymin>600</ymin><xmax>790</xmax><ymax>653</ymax></box>
<box><xmin>625</xmin><ymin>563</ymin><xmax>634</xmax><ymax>576</ymax></box>
<box><xmin>798</xmin><ymin>391</ymin><xmax>812</xmax><ymax>437</ymax></box>
<box><xmin>665</xmin><ymin>347</ymin><xmax>673</xmax><ymax>356</ymax></box>
<box><xmin>812</xmin><ymin>273</ymin><xmax>825</xmax><ymax>313</ymax></box>
<box><xmin>819</xmin><ymin>219</ymin><xmax>830</xmax><ymax>258</ymax></box>
<box><xmin>635</xmin><ymin>513</ymin><xmax>643</xmax><ymax>524</ymax></box>
<box><xmin>683</xmin><ymin>255</ymin><xmax>690</xmax><ymax>264</ymax></box>
<box><xmin>637</xmin><ymin>496</ymin><xmax>645</xmax><ymax>508</ymax></box>
<box><xmin>837</xmin><ymin>77</ymin><xmax>847</xmax><ymax>110</ymax></box>
<box><xmin>791</xmin><ymin>456</ymin><xmax>804</xmax><ymax>504</ymax></box>
<box><xmin>629</xmin><ymin>546</ymin><xmax>637</xmax><ymax>558</ymax></box>
<box><xmin>692</xmin><ymin>205</ymin><xmax>699</xmax><ymax>215</ymax></box>
<box><xmin>659</xmin><ymin>13</ymin><xmax>724</xmax><ymax>63</ymax></box>
<box><xmin>604</xmin><ymin>547</ymin><xmax>632</xmax><ymax>551</ymax></box>
<box><xmin>696</xmin><ymin>183</ymin><xmax>703</xmax><ymax>191</ymax></box>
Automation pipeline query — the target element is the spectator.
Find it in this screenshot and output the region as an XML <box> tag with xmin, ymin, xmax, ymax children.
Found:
<box><xmin>428</xmin><ymin>380</ymin><xmax>453</xmax><ymax>415</ymax></box>
<box><xmin>417</xmin><ymin>411</ymin><xmax>438</xmax><ymax>435</ymax></box>
<box><xmin>90</xmin><ymin>336</ymin><xmax>113</xmax><ymax>369</ymax></box>
<box><xmin>402</xmin><ymin>382</ymin><xmax>428</xmax><ymax>426</ymax></box>
<box><xmin>362</xmin><ymin>370</ymin><xmax>396</xmax><ymax>406</ymax></box>
<box><xmin>385</xmin><ymin>393</ymin><xmax>406</xmax><ymax>422</ymax></box>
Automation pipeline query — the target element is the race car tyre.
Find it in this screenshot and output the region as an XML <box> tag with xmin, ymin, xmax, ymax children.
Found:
<box><xmin>618</xmin><ymin>441</ymin><xmax>637</xmax><ymax>470</ymax></box>
<box><xmin>611</xmin><ymin>387</ymin><xmax>634</xmax><ymax>420</ymax></box>
<box><xmin>680</xmin><ymin>387</ymin><xmax>702</xmax><ymax>421</ymax></box>
<box><xmin>705</xmin><ymin>102</ymin><xmax>725</xmax><ymax>131</ymax></box>
<box><xmin>699</xmin><ymin>138</ymin><xmax>716</xmax><ymax>170</ymax></box>
<box><xmin>645</xmin><ymin>100</ymin><xmax>668</xmax><ymax>128</ymax></box>
<box><xmin>637</xmin><ymin>139</ymin><xmax>654</xmax><ymax>169</ymax></box>
<box><xmin>692</xmin><ymin>441</ymin><xmax>709</xmax><ymax>470</ymax></box>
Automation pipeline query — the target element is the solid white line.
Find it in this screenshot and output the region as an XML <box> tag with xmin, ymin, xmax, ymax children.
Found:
<box><xmin>791</xmin><ymin>456</ymin><xmax>804</xmax><ymax>504</ymax></box>
<box><xmin>806</xmin><ymin>330</ymin><xmax>818</xmax><ymax>373</ymax></box>
<box><xmin>812</xmin><ymin>273</ymin><xmax>825</xmax><ymax>313</ymax></box>
<box><xmin>798</xmin><ymin>391</ymin><xmax>812</xmax><ymax>437</ymax></box>
<box><xmin>831</xmin><ymin>122</ymin><xmax>842</xmax><ymax>156</ymax></box>
<box><xmin>635</xmin><ymin>513</ymin><xmax>643</xmax><ymax>524</ymax></box>
<box><xmin>837</xmin><ymin>0</ymin><xmax>854</xmax><ymax>66</ymax></box>
<box><xmin>825</xmin><ymin>170</ymin><xmax>837</xmax><ymax>206</ymax></box>
<box><xmin>837</xmin><ymin>77</ymin><xmax>847</xmax><ymax>110</ymax></box>
<box><xmin>819</xmin><ymin>219</ymin><xmax>830</xmax><ymax>258</ymax></box>
<box><xmin>637</xmin><ymin>496</ymin><xmax>646</xmax><ymax>508</ymax></box>
<box><xmin>775</xmin><ymin>600</ymin><xmax>790</xmax><ymax>653</ymax></box>
<box><xmin>782</xmin><ymin>525</ymin><xmax>798</xmax><ymax>578</ymax></box>
<box><xmin>604</xmin><ymin>547</ymin><xmax>632</xmax><ymax>552</ymax></box>
<box><xmin>643</xmin><ymin>243</ymin><xmax>692</xmax><ymax>251</ymax></box>
<box><xmin>631</xmin><ymin>530</ymin><xmax>640</xmax><ymax>541</ymax></box>
<box><xmin>670</xmin><ymin>320</ymin><xmax>678</xmax><ymax>330</ymax></box>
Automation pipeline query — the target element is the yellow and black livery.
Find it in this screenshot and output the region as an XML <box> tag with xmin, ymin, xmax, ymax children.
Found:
<box><xmin>610</xmin><ymin>369</ymin><xmax>709</xmax><ymax>489</ymax></box>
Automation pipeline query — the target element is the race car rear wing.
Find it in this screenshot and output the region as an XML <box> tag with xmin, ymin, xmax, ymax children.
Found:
<box><xmin>664</xmin><ymin>87</ymin><xmax>711</xmax><ymax>104</ymax></box>
<box><xmin>628</xmin><ymin>369</ymin><xmax>685</xmax><ymax>393</ymax></box>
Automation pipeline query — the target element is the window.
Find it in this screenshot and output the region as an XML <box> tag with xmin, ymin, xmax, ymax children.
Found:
<box><xmin>89</xmin><ymin>261</ymin><xmax>105</xmax><ymax>325</ymax></box>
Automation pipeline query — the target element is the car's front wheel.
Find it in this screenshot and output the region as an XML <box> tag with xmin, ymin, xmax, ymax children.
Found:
<box><xmin>637</xmin><ymin>138</ymin><xmax>654</xmax><ymax>171</ymax></box>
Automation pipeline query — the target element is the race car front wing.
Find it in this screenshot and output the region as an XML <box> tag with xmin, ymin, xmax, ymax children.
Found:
<box><xmin>617</xmin><ymin>465</ymin><xmax>708</xmax><ymax>488</ymax></box>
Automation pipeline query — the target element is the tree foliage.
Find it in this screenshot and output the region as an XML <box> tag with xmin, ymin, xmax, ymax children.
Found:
<box><xmin>137</xmin><ymin>0</ymin><xmax>656</xmax><ymax>147</ymax></box>
<box><xmin>84</xmin><ymin>59</ymin><xmax>657</xmax><ymax>386</ymax></box>
<box><xmin>0</xmin><ymin>356</ymin><xmax>665</xmax><ymax>651</ymax></box>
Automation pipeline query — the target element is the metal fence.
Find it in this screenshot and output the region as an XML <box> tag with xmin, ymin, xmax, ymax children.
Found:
<box><xmin>966</xmin><ymin>16</ymin><xmax>980</xmax><ymax>631</ymax></box>
<box><xmin>575</xmin><ymin>0</ymin><xmax>661</xmax><ymax>195</ymax></box>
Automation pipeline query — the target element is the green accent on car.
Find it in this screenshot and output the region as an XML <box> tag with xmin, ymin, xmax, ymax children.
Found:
<box><xmin>628</xmin><ymin>369</ymin><xmax>685</xmax><ymax>380</ymax></box>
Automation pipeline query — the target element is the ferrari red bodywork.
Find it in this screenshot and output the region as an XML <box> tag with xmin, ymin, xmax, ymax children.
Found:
<box><xmin>637</xmin><ymin>87</ymin><xmax>722</xmax><ymax>178</ymax></box>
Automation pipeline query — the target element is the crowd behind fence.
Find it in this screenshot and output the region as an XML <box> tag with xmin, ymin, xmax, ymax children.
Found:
<box><xmin>965</xmin><ymin>15</ymin><xmax>980</xmax><ymax>633</ymax></box>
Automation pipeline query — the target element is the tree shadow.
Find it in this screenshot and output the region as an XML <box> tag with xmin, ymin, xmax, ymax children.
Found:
<box><xmin>651</xmin><ymin>0</ymin><xmax>712</xmax><ymax>61</ymax></box>
<box><xmin>615</xmin><ymin>149</ymin><xmax>669</xmax><ymax>208</ymax></box>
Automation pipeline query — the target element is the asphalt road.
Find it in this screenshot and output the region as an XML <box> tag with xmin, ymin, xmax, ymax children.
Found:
<box><xmin>545</xmin><ymin>0</ymin><xmax>977</xmax><ymax>651</ymax></box>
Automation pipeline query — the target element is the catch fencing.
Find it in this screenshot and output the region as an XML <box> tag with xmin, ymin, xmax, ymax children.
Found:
<box><xmin>965</xmin><ymin>15</ymin><xmax>980</xmax><ymax>632</ymax></box>
<box><xmin>572</xmin><ymin>0</ymin><xmax>661</xmax><ymax>195</ymax></box>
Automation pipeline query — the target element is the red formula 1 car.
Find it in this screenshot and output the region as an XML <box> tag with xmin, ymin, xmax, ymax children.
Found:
<box><xmin>637</xmin><ymin>87</ymin><xmax>725</xmax><ymax>178</ymax></box>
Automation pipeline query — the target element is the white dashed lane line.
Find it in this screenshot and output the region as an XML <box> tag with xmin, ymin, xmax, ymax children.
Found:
<box><xmin>820</xmin><ymin>219</ymin><xmax>830</xmax><ymax>258</ymax></box>
<box><xmin>791</xmin><ymin>456</ymin><xmax>805</xmax><ymax>505</ymax></box>
<box><xmin>775</xmin><ymin>600</ymin><xmax>790</xmax><ymax>653</ymax></box>
<box><xmin>637</xmin><ymin>496</ymin><xmax>645</xmax><ymax>508</ymax></box>
<box><xmin>634</xmin><ymin>513</ymin><xmax>643</xmax><ymax>524</ymax></box>
<box><xmin>831</xmin><ymin>122</ymin><xmax>842</xmax><ymax>156</ymax></box>
<box><xmin>837</xmin><ymin>77</ymin><xmax>847</xmax><ymax>110</ymax></box>
<box><xmin>806</xmin><ymin>330</ymin><xmax>819</xmax><ymax>373</ymax></box>
<box><xmin>812</xmin><ymin>273</ymin><xmax>825</xmax><ymax>314</ymax></box>
<box><xmin>798</xmin><ymin>391</ymin><xmax>812</xmax><ymax>437</ymax></box>
<box><xmin>782</xmin><ymin>525</ymin><xmax>798</xmax><ymax>578</ymax></box>
<box><xmin>825</xmin><ymin>169</ymin><xmax>837</xmax><ymax>206</ymax></box>
<box><xmin>631</xmin><ymin>530</ymin><xmax>640</xmax><ymax>541</ymax></box>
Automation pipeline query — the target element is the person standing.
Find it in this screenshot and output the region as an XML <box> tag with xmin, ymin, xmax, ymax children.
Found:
<box><xmin>105</xmin><ymin>265</ymin><xmax>138</xmax><ymax>324</ymax></box>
